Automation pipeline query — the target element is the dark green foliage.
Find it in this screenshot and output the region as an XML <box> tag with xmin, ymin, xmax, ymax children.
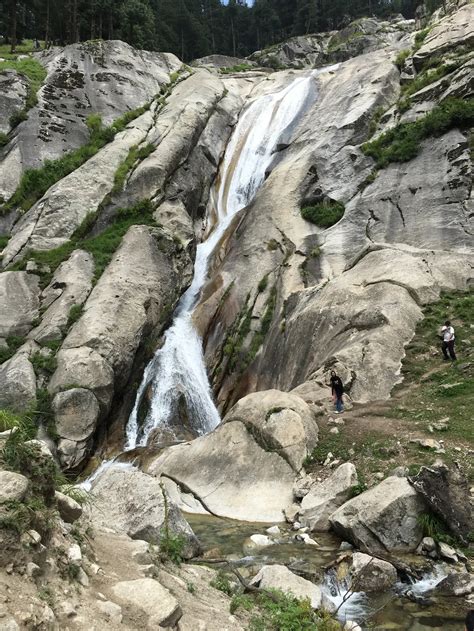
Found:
<box><xmin>31</xmin><ymin>352</ymin><xmax>57</xmax><ymax>376</ymax></box>
<box><xmin>402</xmin><ymin>60</ymin><xmax>465</xmax><ymax>99</ymax></box>
<box><xmin>67</xmin><ymin>304</ymin><xmax>83</xmax><ymax>327</ymax></box>
<box><xmin>395</xmin><ymin>48</ymin><xmax>410</xmax><ymax>70</ymax></box>
<box><xmin>11</xmin><ymin>199</ymin><xmax>155</xmax><ymax>286</ymax></box>
<box><xmin>210</xmin><ymin>571</ymin><xmax>233</xmax><ymax>595</ymax></box>
<box><xmin>301</xmin><ymin>201</ymin><xmax>345</xmax><ymax>228</ymax></box>
<box><xmin>219</xmin><ymin>64</ymin><xmax>253</xmax><ymax>74</ymax></box>
<box><xmin>0</xmin><ymin>133</ymin><xmax>8</xmax><ymax>147</ymax></box>
<box><xmin>413</xmin><ymin>27</ymin><xmax>431</xmax><ymax>51</ymax></box>
<box><xmin>113</xmin><ymin>143</ymin><xmax>156</xmax><ymax>192</ymax></box>
<box><xmin>362</xmin><ymin>98</ymin><xmax>474</xmax><ymax>169</ymax></box>
<box><xmin>257</xmin><ymin>275</ymin><xmax>268</xmax><ymax>293</ymax></box>
<box><xmin>0</xmin><ymin>335</ymin><xmax>25</xmax><ymax>364</ymax></box>
<box><xmin>1</xmin><ymin>105</ymin><xmax>150</xmax><ymax>216</ymax></box>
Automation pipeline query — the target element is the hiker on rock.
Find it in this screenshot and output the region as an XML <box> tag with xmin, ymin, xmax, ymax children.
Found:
<box><xmin>330</xmin><ymin>370</ymin><xmax>344</xmax><ymax>414</ymax></box>
<box><xmin>440</xmin><ymin>320</ymin><xmax>456</xmax><ymax>361</ymax></box>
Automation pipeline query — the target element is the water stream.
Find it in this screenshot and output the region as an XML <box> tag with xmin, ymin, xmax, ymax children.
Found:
<box><xmin>125</xmin><ymin>72</ymin><xmax>320</xmax><ymax>450</ymax></box>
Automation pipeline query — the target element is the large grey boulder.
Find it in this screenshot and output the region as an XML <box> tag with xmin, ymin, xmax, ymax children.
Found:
<box><xmin>147</xmin><ymin>421</ymin><xmax>295</xmax><ymax>522</ymax></box>
<box><xmin>329</xmin><ymin>476</ymin><xmax>426</xmax><ymax>553</ymax></box>
<box><xmin>28</xmin><ymin>249</ymin><xmax>94</xmax><ymax>344</ymax></box>
<box><xmin>299</xmin><ymin>463</ymin><xmax>358</xmax><ymax>531</ymax></box>
<box><xmin>0</xmin><ymin>471</ymin><xmax>30</xmax><ymax>503</ymax></box>
<box><xmin>0</xmin><ymin>70</ymin><xmax>28</xmax><ymax>134</ymax></box>
<box><xmin>250</xmin><ymin>564</ymin><xmax>322</xmax><ymax>608</ymax></box>
<box><xmin>0</xmin><ymin>40</ymin><xmax>181</xmax><ymax>201</ymax></box>
<box><xmin>351</xmin><ymin>552</ymin><xmax>397</xmax><ymax>592</ymax></box>
<box><xmin>89</xmin><ymin>466</ymin><xmax>201</xmax><ymax>559</ymax></box>
<box><xmin>223</xmin><ymin>389</ymin><xmax>319</xmax><ymax>471</ymax></box>
<box><xmin>410</xmin><ymin>464</ymin><xmax>471</xmax><ymax>544</ymax></box>
<box><xmin>111</xmin><ymin>578</ymin><xmax>182</xmax><ymax>629</ymax></box>
<box><xmin>413</xmin><ymin>4</ymin><xmax>474</xmax><ymax>69</ymax></box>
<box><xmin>0</xmin><ymin>272</ymin><xmax>40</xmax><ymax>337</ymax></box>
<box><xmin>0</xmin><ymin>352</ymin><xmax>36</xmax><ymax>412</ymax></box>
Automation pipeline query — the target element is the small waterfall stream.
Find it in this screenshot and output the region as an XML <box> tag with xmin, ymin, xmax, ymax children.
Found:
<box><xmin>125</xmin><ymin>72</ymin><xmax>321</xmax><ymax>450</ymax></box>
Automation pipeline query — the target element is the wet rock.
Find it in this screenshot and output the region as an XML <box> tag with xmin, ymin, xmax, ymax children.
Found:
<box><xmin>250</xmin><ymin>564</ymin><xmax>322</xmax><ymax>608</ymax></box>
<box><xmin>88</xmin><ymin>466</ymin><xmax>201</xmax><ymax>559</ymax></box>
<box><xmin>299</xmin><ymin>463</ymin><xmax>358</xmax><ymax>532</ymax></box>
<box><xmin>222</xmin><ymin>389</ymin><xmax>319</xmax><ymax>471</ymax></box>
<box><xmin>329</xmin><ymin>476</ymin><xmax>426</xmax><ymax>553</ymax></box>
<box><xmin>438</xmin><ymin>542</ymin><xmax>458</xmax><ymax>563</ymax></box>
<box><xmin>147</xmin><ymin>421</ymin><xmax>295</xmax><ymax>522</ymax></box>
<box><xmin>351</xmin><ymin>552</ymin><xmax>397</xmax><ymax>592</ymax></box>
<box><xmin>410</xmin><ymin>464</ymin><xmax>471</xmax><ymax>544</ymax></box>
<box><xmin>55</xmin><ymin>491</ymin><xmax>83</xmax><ymax>523</ymax></box>
<box><xmin>0</xmin><ymin>471</ymin><xmax>30</xmax><ymax>503</ymax></box>
<box><xmin>112</xmin><ymin>578</ymin><xmax>182</xmax><ymax>629</ymax></box>
<box><xmin>433</xmin><ymin>572</ymin><xmax>474</xmax><ymax>596</ymax></box>
<box><xmin>249</xmin><ymin>534</ymin><xmax>274</xmax><ymax>547</ymax></box>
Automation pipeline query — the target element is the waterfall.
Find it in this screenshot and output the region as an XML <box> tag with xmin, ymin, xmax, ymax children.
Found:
<box><xmin>125</xmin><ymin>72</ymin><xmax>322</xmax><ymax>451</ymax></box>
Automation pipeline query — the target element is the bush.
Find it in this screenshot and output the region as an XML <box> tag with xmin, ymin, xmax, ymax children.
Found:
<box><xmin>67</xmin><ymin>304</ymin><xmax>83</xmax><ymax>327</ymax></box>
<box><xmin>402</xmin><ymin>60</ymin><xmax>464</xmax><ymax>99</ymax></box>
<box><xmin>362</xmin><ymin>98</ymin><xmax>474</xmax><ymax>169</ymax></box>
<box><xmin>413</xmin><ymin>27</ymin><xmax>431</xmax><ymax>51</ymax></box>
<box><xmin>210</xmin><ymin>571</ymin><xmax>233</xmax><ymax>595</ymax></box>
<box><xmin>301</xmin><ymin>201</ymin><xmax>345</xmax><ymax>228</ymax></box>
<box><xmin>0</xmin><ymin>132</ymin><xmax>9</xmax><ymax>147</ymax></box>
<box><xmin>9</xmin><ymin>109</ymin><xmax>28</xmax><ymax>128</ymax></box>
<box><xmin>395</xmin><ymin>49</ymin><xmax>410</xmax><ymax>70</ymax></box>
<box><xmin>113</xmin><ymin>143</ymin><xmax>155</xmax><ymax>192</ymax></box>
<box><xmin>0</xmin><ymin>335</ymin><xmax>25</xmax><ymax>364</ymax></box>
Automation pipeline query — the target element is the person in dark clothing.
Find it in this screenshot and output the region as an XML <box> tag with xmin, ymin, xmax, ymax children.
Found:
<box><xmin>330</xmin><ymin>370</ymin><xmax>344</xmax><ymax>414</ymax></box>
<box><xmin>441</xmin><ymin>320</ymin><xmax>456</xmax><ymax>361</ymax></box>
<box><xmin>465</xmin><ymin>610</ymin><xmax>474</xmax><ymax>631</ymax></box>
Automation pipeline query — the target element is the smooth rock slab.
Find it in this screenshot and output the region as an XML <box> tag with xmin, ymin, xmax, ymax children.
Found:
<box><xmin>0</xmin><ymin>352</ymin><xmax>36</xmax><ymax>412</ymax></box>
<box><xmin>0</xmin><ymin>272</ymin><xmax>40</xmax><ymax>337</ymax></box>
<box><xmin>329</xmin><ymin>476</ymin><xmax>426</xmax><ymax>553</ymax></box>
<box><xmin>299</xmin><ymin>463</ymin><xmax>358</xmax><ymax>531</ymax></box>
<box><xmin>52</xmin><ymin>388</ymin><xmax>101</xmax><ymax>443</ymax></box>
<box><xmin>250</xmin><ymin>564</ymin><xmax>322</xmax><ymax>608</ymax></box>
<box><xmin>147</xmin><ymin>421</ymin><xmax>295</xmax><ymax>522</ymax></box>
<box><xmin>0</xmin><ymin>471</ymin><xmax>30</xmax><ymax>503</ymax></box>
<box><xmin>111</xmin><ymin>578</ymin><xmax>182</xmax><ymax>629</ymax></box>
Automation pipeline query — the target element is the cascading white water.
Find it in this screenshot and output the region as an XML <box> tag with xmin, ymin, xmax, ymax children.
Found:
<box><xmin>125</xmin><ymin>72</ymin><xmax>321</xmax><ymax>450</ymax></box>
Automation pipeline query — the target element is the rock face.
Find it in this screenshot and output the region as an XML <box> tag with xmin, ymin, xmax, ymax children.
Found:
<box><xmin>410</xmin><ymin>464</ymin><xmax>471</xmax><ymax>544</ymax></box>
<box><xmin>147</xmin><ymin>421</ymin><xmax>295</xmax><ymax>522</ymax></box>
<box><xmin>222</xmin><ymin>389</ymin><xmax>319</xmax><ymax>471</ymax></box>
<box><xmin>329</xmin><ymin>477</ymin><xmax>426</xmax><ymax>553</ymax></box>
<box><xmin>351</xmin><ymin>552</ymin><xmax>397</xmax><ymax>592</ymax></box>
<box><xmin>0</xmin><ymin>40</ymin><xmax>181</xmax><ymax>201</ymax></box>
<box><xmin>0</xmin><ymin>71</ymin><xmax>28</xmax><ymax>134</ymax></box>
<box><xmin>47</xmin><ymin>225</ymin><xmax>192</xmax><ymax>468</ymax></box>
<box><xmin>0</xmin><ymin>352</ymin><xmax>37</xmax><ymax>412</ymax></box>
<box><xmin>250</xmin><ymin>564</ymin><xmax>322</xmax><ymax>608</ymax></box>
<box><xmin>0</xmin><ymin>272</ymin><xmax>39</xmax><ymax>337</ymax></box>
<box><xmin>299</xmin><ymin>463</ymin><xmax>358</xmax><ymax>531</ymax></box>
<box><xmin>88</xmin><ymin>465</ymin><xmax>201</xmax><ymax>559</ymax></box>
<box><xmin>0</xmin><ymin>471</ymin><xmax>30</xmax><ymax>503</ymax></box>
<box><xmin>111</xmin><ymin>578</ymin><xmax>182</xmax><ymax>629</ymax></box>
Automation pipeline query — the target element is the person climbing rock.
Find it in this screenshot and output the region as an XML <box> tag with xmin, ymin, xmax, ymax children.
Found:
<box><xmin>329</xmin><ymin>370</ymin><xmax>344</xmax><ymax>414</ymax></box>
<box><xmin>440</xmin><ymin>320</ymin><xmax>456</xmax><ymax>361</ymax></box>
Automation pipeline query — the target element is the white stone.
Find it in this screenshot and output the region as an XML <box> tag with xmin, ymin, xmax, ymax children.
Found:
<box><xmin>250</xmin><ymin>565</ymin><xmax>322</xmax><ymax>608</ymax></box>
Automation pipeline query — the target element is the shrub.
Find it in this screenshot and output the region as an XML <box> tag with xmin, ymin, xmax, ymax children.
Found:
<box><xmin>67</xmin><ymin>304</ymin><xmax>83</xmax><ymax>327</ymax></box>
<box><xmin>362</xmin><ymin>98</ymin><xmax>474</xmax><ymax>169</ymax></box>
<box><xmin>86</xmin><ymin>113</ymin><xmax>103</xmax><ymax>135</ymax></box>
<box><xmin>31</xmin><ymin>351</ymin><xmax>57</xmax><ymax>376</ymax></box>
<box><xmin>395</xmin><ymin>49</ymin><xmax>410</xmax><ymax>70</ymax></box>
<box><xmin>413</xmin><ymin>27</ymin><xmax>431</xmax><ymax>51</ymax></box>
<box><xmin>210</xmin><ymin>571</ymin><xmax>233</xmax><ymax>595</ymax></box>
<box><xmin>402</xmin><ymin>60</ymin><xmax>464</xmax><ymax>99</ymax></box>
<box><xmin>113</xmin><ymin>143</ymin><xmax>155</xmax><ymax>192</ymax></box>
<box><xmin>301</xmin><ymin>201</ymin><xmax>345</xmax><ymax>228</ymax></box>
<box><xmin>257</xmin><ymin>275</ymin><xmax>268</xmax><ymax>293</ymax></box>
<box><xmin>0</xmin><ymin>132</ymin><xmax>9</xmax><ymax>147</ymax></box>
<box><xmin>9</xmin><ymin>109</ymin><xmax>28</xmax><ymax>128</ymax></box>
<box><xmin>0</xmin><ymin>335</ymin><xmax>25</xmax><ymax>364</ymax></box>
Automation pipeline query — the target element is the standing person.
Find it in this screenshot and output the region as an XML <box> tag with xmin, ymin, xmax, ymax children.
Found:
<box><xmin>465</xmin><ymin>610</ymin><xmax>474</xmax><ymax>631</ymax></box>
<box><xmin>330</xmin><ymin>370</ymin><xmax>344</xmax><ymax>414</ymax></box>
<box><xmin>441</xmin><ymin>320</ymin><xmax>456</xmax><ymax>361</ymax></box>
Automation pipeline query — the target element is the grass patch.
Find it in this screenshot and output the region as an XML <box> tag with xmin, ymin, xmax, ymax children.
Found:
<box><xmin>301</xmin><ymin>201</ymin><xmax>345</xmax><ymax>228</ymax></box>
<box><xmin>0</xmin><ymin>57</ymin><xmax>47</xmax><ymax>123</ymax></box>
<box><xmin>0</xmin><ymin>335</ymin><xmax>25</xmax><ymax>364</ymax></box>
<box><xmin>67</xmin><ymin>304</ymin><xmax>83</xmax><ymax>327</ymax></box>
<box><xmin>362</xmin><ymin>98</ymin><xmax>474</xmax><ymax>169</ymax></box>
<box><xmin>210</xmin><ymin>571</ymin><xmax>233</xmax><ymax>595</ymax></box>
<box><xmin>0</xmin><ymin>105</ymin><xmax>150</xmax><ymax>216</ymax></box>
<box><xmin>401</xmin><ymin>59</ymin><xmax>465</xmax><ymax>99</ymax></box>
<box><xmin>219</xmin><ymin>63</ymin><xmax>254</xmax><ymax>74</ymax></box>
<box><xmin>413</xmin><ymin>27</ymin><xmax>431</xmax><ymax>52</ymax></box>
<box><xmin>0</xmin><ymin>132</ymin><xmax>10</xmax><ymax>147</ymax></box>
<box><xmin>395</xmin><ymin>49</ymin><xmax>411</xmax><ymax>70</ymax></box>
<box><xmin>113</xmin><ymin>143</ymin><xmax>155</xmax><ymax>192</ymax></box>
<box><xmin>31</xmin><ymin>351</ymin><xmax>57</xmax><ymax>377</ymax></box>
<box><xmin>10</xmin><ymin>199</ymin><xmax>155</xmax><ymax>286</ymax></box>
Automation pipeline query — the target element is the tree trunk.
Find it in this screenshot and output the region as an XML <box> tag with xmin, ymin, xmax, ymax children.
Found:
<box><xmin>10</xmin><ymin>0</ymin><xmax>18</xmax><ymax>54</ymax></box>
<box><xmin>44</xmin><ymin>0</ymin><xmax>50</xmax><ymax>48</ymax></box>
<box><xmin>231</xmin><ymin>17</ymin><xmax>236</xmax><ymax>57</ymax></box>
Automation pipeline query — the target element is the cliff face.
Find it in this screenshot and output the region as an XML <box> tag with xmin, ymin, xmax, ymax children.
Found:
<box><xmin>0</xmin><ymin>4</ymin><xmax>472</xmax><ymax>473</ymax></box>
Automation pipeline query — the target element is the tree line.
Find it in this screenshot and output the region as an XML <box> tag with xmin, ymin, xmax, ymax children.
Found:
<box><xmin>1</xmin><ymin>0</ymin><xmax>446</xmax><ymax>62</ymax></box>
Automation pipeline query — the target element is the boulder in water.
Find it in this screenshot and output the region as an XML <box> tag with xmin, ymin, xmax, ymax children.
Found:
<box><xmin>250</xmin><ymin>564</ymin><xmax>322</xmax><ymax>608</ymax></box>
<box><xmin>350</xmin><ymin>552</ymin><xmax>397</xmax><ymax>592</ymax></box>
<box><xmin>329</xmin><ymin>476</ymin><xmax>426</xmax><ymax>554</ymax></box>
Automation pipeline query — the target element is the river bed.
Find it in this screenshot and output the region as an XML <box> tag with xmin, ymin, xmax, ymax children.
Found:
<box><xmin>187</xmin><ymin>514</ymin><xmax>467</xmax><ymax>630</ymax></box>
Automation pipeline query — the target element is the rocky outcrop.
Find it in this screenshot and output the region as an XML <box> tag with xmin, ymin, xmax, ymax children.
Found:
<box><xmin>0</xmin><ymin>40</ymin><xmax>181</xmax><ymax>201</ymax></box>
<box><xmin>0</xmin><ymin>71</ymin><xmax>28</xmax><ymax>135</ymax></box>
<box><xmin>222</xmin><ymin>389</ymin><xmax>319</xmax><ymax>471</ymax></box>
<box><xmin>0</xmin><ymin>471</ymin><xmax>30</xmax><ymax>503</ymax></box>
<box><xmin>88</xmin><ymin>465</ymin><xmax>201</xmax><ymax>559</ymax></box>
<box><xmin>413</xmin><ymin>3</ymin><xmax>474</xmax><ymax>70</ymax></box>
<box><xmin>193</xmin><ymin>55</ymin><xmax>255</xmax><ymax>69</ymax></box>
<box><xmin>48</xmin><ymin>225</ymin><xmax>192</xmax><ymax>468</ymax></box>
<box><xmin>111</xmin><ymin>578</ymin><xmax>182</xmax><ymax>629</ymax></box>
<box><xmin>410</xmin><ymin>464</ymin><xmax>471</xmax><ymax>544</ymax></box>
<box><xmin>0</xmin><ymin>272</ymin><xmax>39</xmax><ymax>337</ymax></box>
<box><xmin>28</xmin><ymin>250</ymin><xmax>94</xmax><ymax>344</ymax></box>
<box><xmin>329</xmin><ymin>476</ymin><xmax>426</xmax><ymax>553</ymax></box>
<box><xmin>0</xmin><ymin>351</ymin><xmax>37</xmax><ymax>412</ymax></box>
<box><xmin>250</xmin><ymin>564</ymin><xmax>322</xmax><ymax>608</ymax></box>
<box><xmin>146</xmin><ymin>421</ymin><xmax>295</xmax><ymax>522</ymax></box>
<box><xmin>298</xmin><ymin>463</ymin><xmax>358</xmax><ymax>531</ymax></box>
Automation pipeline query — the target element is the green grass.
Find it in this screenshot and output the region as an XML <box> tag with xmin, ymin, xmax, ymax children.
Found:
<box><xmin>0</xmin><ymin>132</ymin><xmax>10</xmax><ymax>147</ymax></box>
<box><xmin>210</xmin><ymin>571</ymin><xmax>233</xmax><ymax>595</ymax></box>
<box><xmin>401</xmin><ymin>59</ymin><xmax>465</xmax><ymax>99</ymax></box>
<box><xmin>413</xmin><ymin>27</ymin><xmax>431</xmax><ymax>52</ymax></box>
<box><xmin>10</xmin><ymin>199</ymin><xmax>155</xmax><ymax>286</ymax></box>
<box><xmin>113</xmin><ymin>143</ymin><xmax>155</xmax><ymax>192</ymax></box>
<box><xmin>0</xmin><ymin>104</ymin><xmax>150</xmax><ymax>216</ymax></box>
<box><xmin>301</xmin><ymin>201</ymin><xmax>345</xmax><ymax>228</ymax></box>
<box><xmin>0</xmin><ymin>57</ymin><xmax>47</xmax><ymax>126</ymax></box>
<box><xmin>66</xmin><ymin>304</ymin><xmax>83</xmax><ymax>327</ymax></box>
<box><xmin>362</xmin><ymin>98</ymin><xmax>474</xmax><ymax>169</ymax></box>
<box><xmin>219</xmin><ymin>63</ymin><xmax>254</xmax><ymax>74</ymax></box>
<box><xmin>395</xmin><ymin>49</ymin><xmax>410</xmax><ymax>70</ymax></box>
<box><xmin>31</xmin><ymin>351</ymin><xmax>57</xmax><ymax>377</ymax></box>
<box><xmin>0</xmin><ymin>335</ymin><xmax>26</xmax><ymax>364</ymax></box>
<box><xmin>0</xmin><ymin>40</ymin><xmax>43</xmax><ymax>59</ymax></box>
